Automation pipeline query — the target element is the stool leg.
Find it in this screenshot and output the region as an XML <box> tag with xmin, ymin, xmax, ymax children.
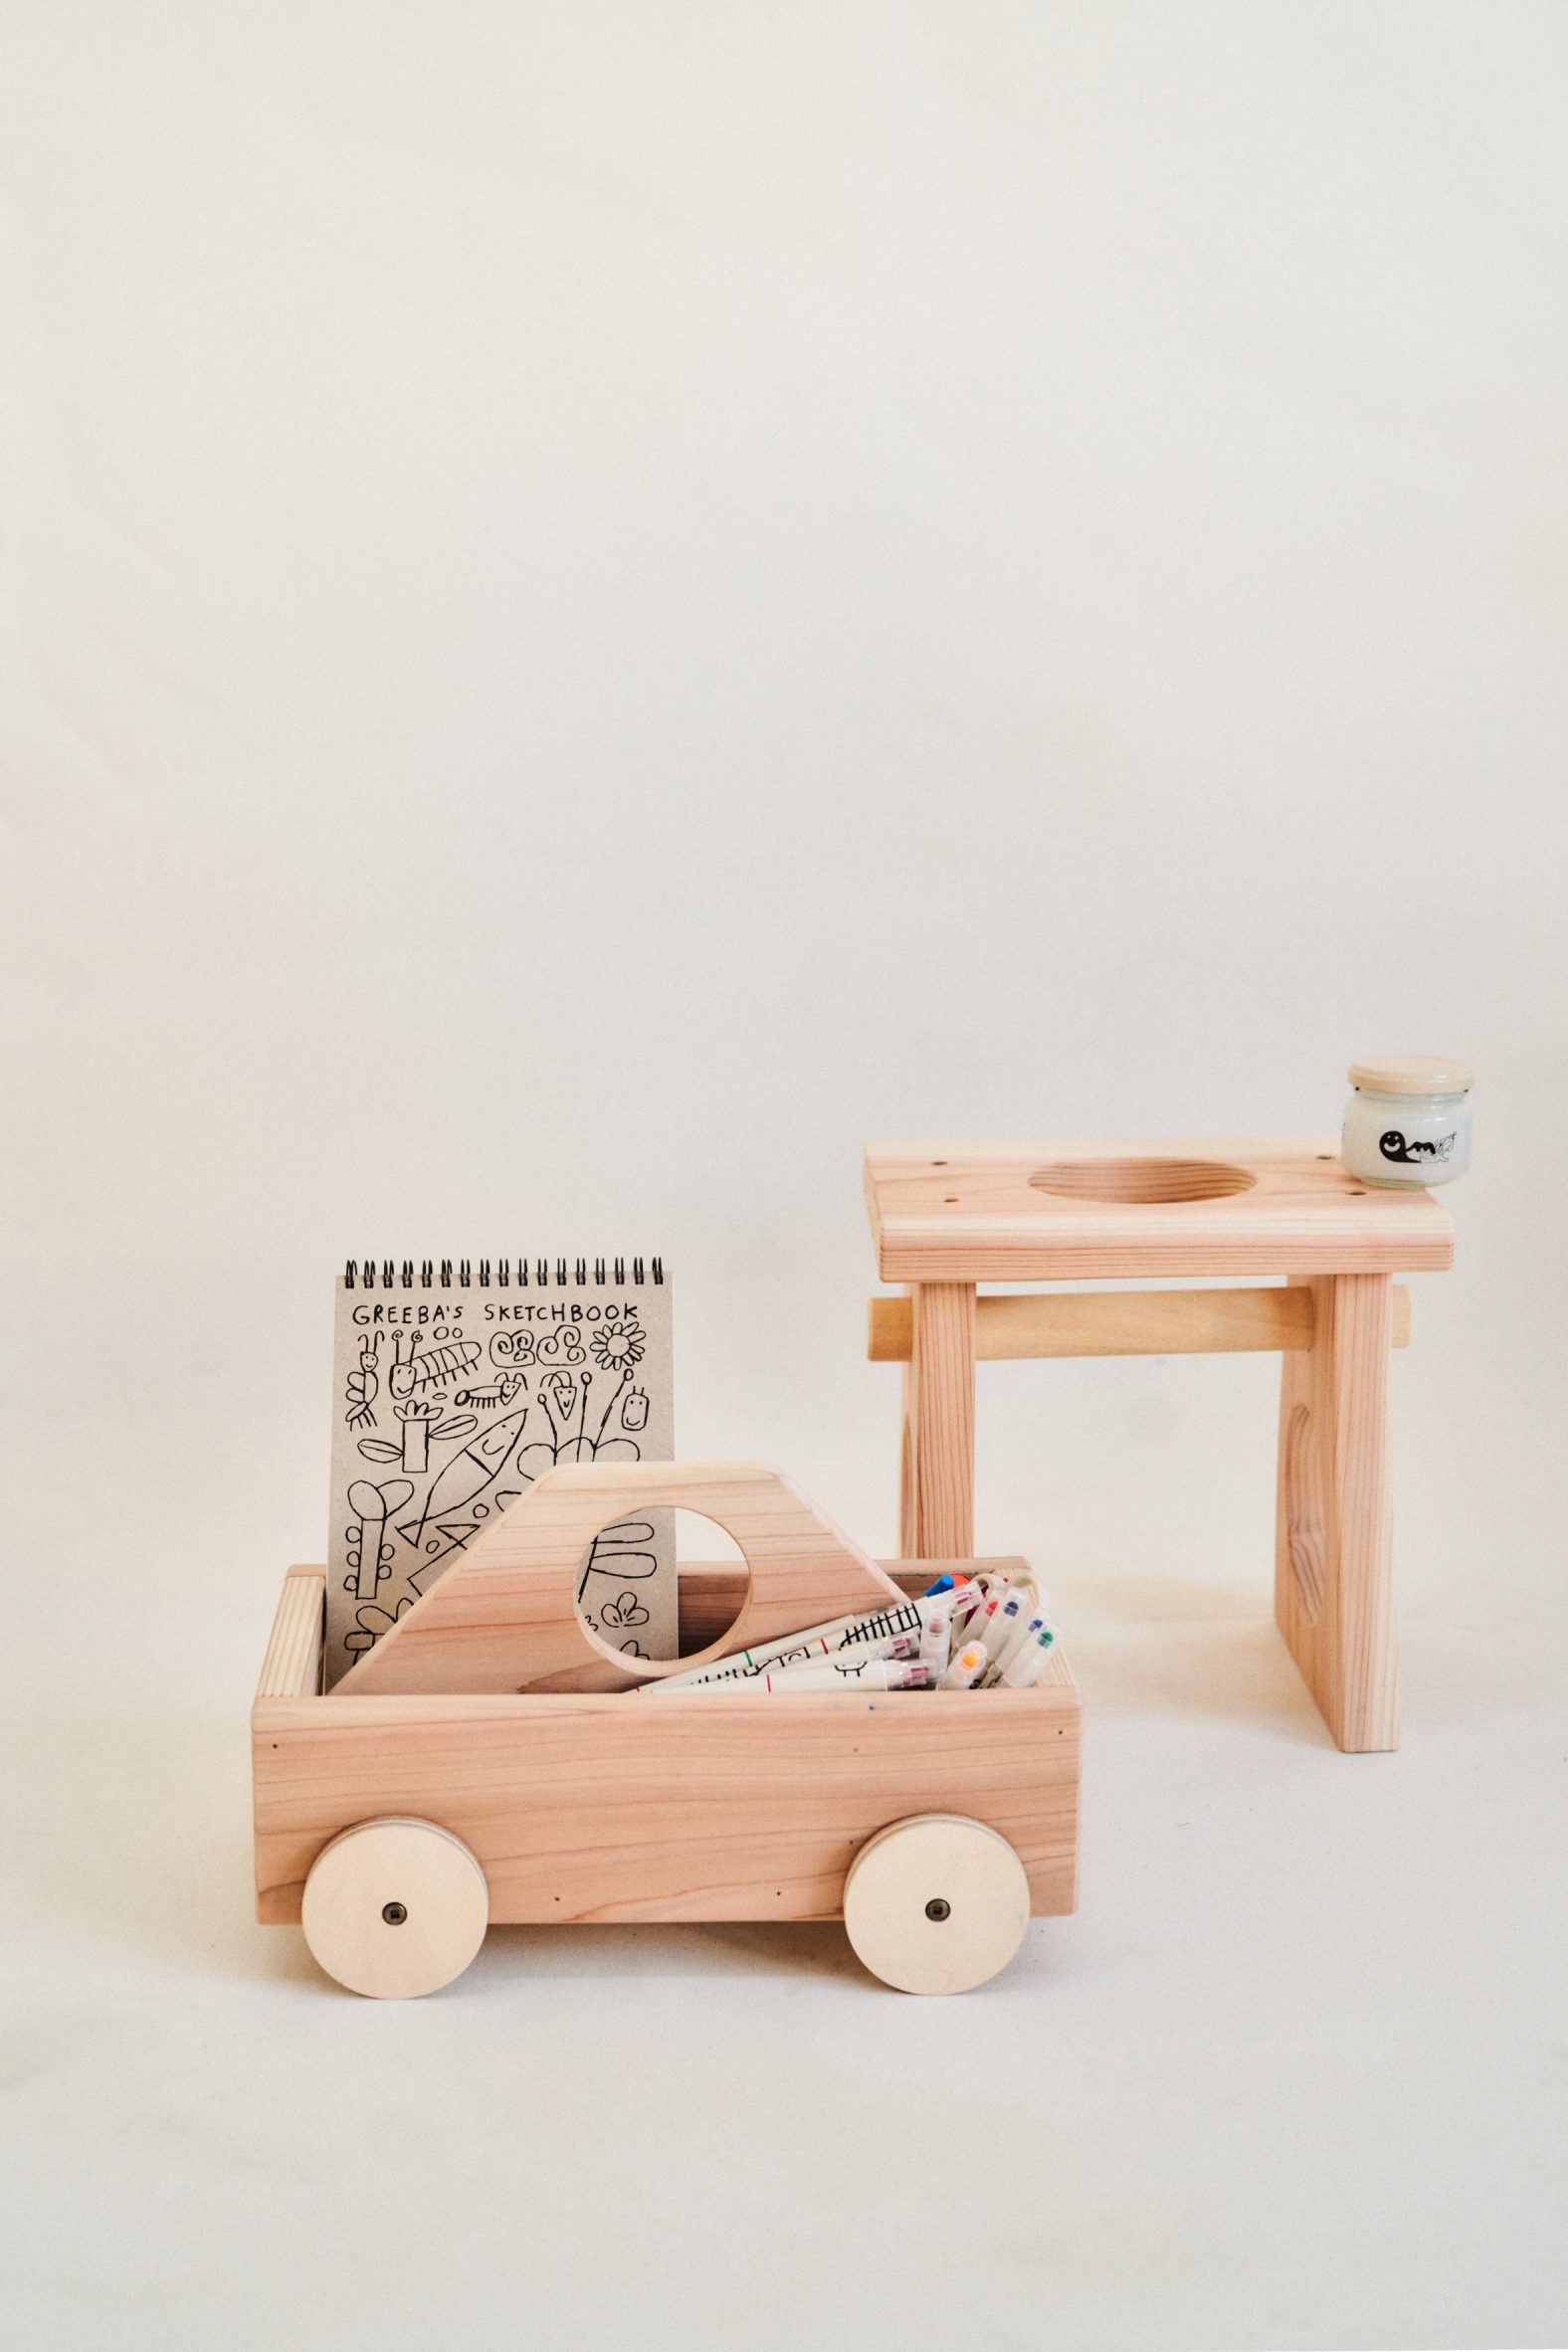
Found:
<box><xmin>898</xmin><ymin>1345</ymin><xmax>919</xmax><ymax>1558</ymax></box>
<box><xmin>900</xmin><ymin>1282</ymin><xmax>976</xmax><ymax>1557</ymax></box>
<box><xmin>1274</xmin><ymin>1273</ymin><xmax>1398</xmax><ymax>1751</ymax></box>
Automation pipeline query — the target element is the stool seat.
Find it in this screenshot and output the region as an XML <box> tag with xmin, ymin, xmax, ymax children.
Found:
<box><xmin>866</xmin><ymin>1136</ymin><xmax>1454</xmax><ymax>1283</ymax></box>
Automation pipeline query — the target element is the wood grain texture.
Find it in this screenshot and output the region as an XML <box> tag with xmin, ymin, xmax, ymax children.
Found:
<box><xmin>903</xmin><ymin>1283</ymin><xmax>976</xmax><ymax>1558</ymax></box>
<box><xmin>869</xmin><ymin>1284</ymin><xmax>1413</xmax><ymax>1361</ymax></box>
<box><xmin>898</xmin><ymin>1344</ymin><xmax>919</xmax><ymax>1558</ymax></box>
<box><xmin>1274</xmin><ymin>1273</ymin><xmax>1399</xmax><ymax>1751</ymax></box>
<box><xmin>276</xmin><ymin>1559</ymin><xmax>1022</xmax><ymax>1674</ymax></box>
<box><xmin>254</xmin><ymin>1671</ymin><xmax>1081</xmax><ymax>1927</ymax></box>
<box><xmin>866</xmin><ymin>1138</ymin><xmax>1455</xmax><ymax>1281</ymax></box>
<box><xmin>300</xmin><ymin>1817</ymin><xmax>489</xmax><ymax>1998</ymax></box>
<box><xmin>336</xmin><ymin>1462</ymin><xmax>906</xmax><ymax>1697</ymax></box>
<box><xmin>843</xmin><ymin>1814</ymin><xmax>1032</xmax><ymax>1994</ymax></box>
<box><xmin>257</xmin><ymin>1570</ymin><xmax>324</xmax><ymax>1700</ymax></box>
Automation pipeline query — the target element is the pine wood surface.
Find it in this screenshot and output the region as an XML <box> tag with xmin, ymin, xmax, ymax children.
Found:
<box><xmin>842</xmin><ymin>1814</ymin><xmax>1033</xmax><ymax>1996</ymax></box>
<box><xmin>254</xmin><ymin>1661</ymin><xmax>1080</xmax><ymax>1926</ymax></box>
<box><xmin>902</xmin><ymin>1281</ymin><xmax>976</xmax><ymax>1557</ymax></box>
<box><xmin>257</xmin><ymin>1569</ymin><xmax>325</xmax><ymax>1700</ymax></box>
<box><xmin>299</xmin><ymin>1817</ymin><xmax>490</xmax><ymax>1999</ymax></box>
<box><xmin>866</xmin><ymin>1138</ymin><xmax>1456</xmax><ymax>1281</ymax></box>
<box><xmin>1274</xmin><ymin>1273</ymin><xmax>1399</xmax><ymax>1751</ymax></box>
<box><xmin>868</xmin><ymin>1284</ymin><xmax>1413</xmax><ymax>1361</ymax></box>
<box><xmin>336</xmin><ymin>1462</ymin><xmax>906</xmax><ymax>1697</ymax></box>
<box><xmin>271</xmin><ymin>1559</ymin><xmax>1026</xmax><ymax>1666</ymax></box>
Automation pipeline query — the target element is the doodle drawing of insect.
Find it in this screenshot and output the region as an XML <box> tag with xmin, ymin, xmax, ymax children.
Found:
<box><xmin>344</xmin><ymin>1330</ymin><xmax>382</xmax><ymax>1431</ymax></box>
<box><xmin>388</xmin><ymin>1330</ymin><xmax>483</xmax><ymax>1401</ymax></box>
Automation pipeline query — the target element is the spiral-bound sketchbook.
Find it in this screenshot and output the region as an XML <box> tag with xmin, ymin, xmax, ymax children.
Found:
<box><xmin>326</xmin><ymin>1257</ymin><xmax>674</xmax><ymax>1688</ymax></box>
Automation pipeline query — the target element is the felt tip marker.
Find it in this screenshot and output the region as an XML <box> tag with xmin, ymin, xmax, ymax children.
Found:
<box><xmin>715</xmin><ymin>1659</ymin><xmax>934</xmax><ymax>1694</ymax></box>
<box><xmin>639</xmin><ymin>1598</ymin><xmax>924</xmax><ymax>1691</ymax></box>
<box><xmin>1000</xmin><ymin>1628</ymin><xmax>1058</xmax><ymax>1688</ymax></box>
<box><xmin>994</xmin><ymin>1607</ymin><xmax>1053</xmax><ymax>1677</ymax></box>
<box><xmin>950</xmin><ymin>1581</ymin><xmax>986</xmax><ymax>1637</ymax></box>
<box><xmin>938</xmin><ymin>1641</ymin><xmax>987</xmax><ymax>1690</ymax></box>
<box><xmin>987</xmin><ymin>1608</ymin><xmax>1062</xmax><ymax>1683</ymax></box>
<box><xmin>968</xmin><ymin>1599</ymin><xmax>1006</xmax><ymax>1656</ymax></box>
<box><xmin>917</xmin><ymin>1608</ymin><xmax>951</xmax><ymax>1671</ymax></box>
<box><xmin>982</xmin><ymin>1589</ymin><xmax>1032</xmax><ymax>1666</ymax></box>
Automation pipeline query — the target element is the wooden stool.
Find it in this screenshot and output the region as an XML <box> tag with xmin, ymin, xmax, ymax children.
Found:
<box><xmin>865</xmin><ymin>1139</ymin><xmax>1455</xmax><ymax>1752</ymax></box>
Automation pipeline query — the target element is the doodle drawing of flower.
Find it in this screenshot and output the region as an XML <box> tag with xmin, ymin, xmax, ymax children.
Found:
<box><xmin>600</xmin><ymin>1590</ymin><xmax>650</xmax><ymax>1630</ymax></box>
<box><xmin>589</xmin><ymin>1313</ymin><xmax>645</xmax><ymax>1373</ymax></box>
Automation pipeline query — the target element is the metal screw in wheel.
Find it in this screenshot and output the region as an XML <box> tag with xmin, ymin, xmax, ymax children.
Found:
<box><xmin>300</xmin><ymin>1817</ymin><xmax>490</xmax><ymax>1999</ymax></box>
<box><xmin>843</xmin><ymin>1814</ymin><xmax>1031</xmax><ymax>1995</ymax></box>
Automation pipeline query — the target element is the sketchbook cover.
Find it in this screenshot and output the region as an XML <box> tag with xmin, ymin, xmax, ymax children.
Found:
<box><xmin>325</xmin><ymin>1258</ymin><xmax>674</xmax><ymax>1688</ymax></box>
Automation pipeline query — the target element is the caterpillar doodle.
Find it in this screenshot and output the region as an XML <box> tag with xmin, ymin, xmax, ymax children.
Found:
<box><xmin>451</xmin><ymin>1372</ymin><xmax>527</xmax><ymax>1414</ymax></box>
<box><xmin>387</xmin><ymin>1331</ymin><xmax>483</xmax><ymax>1400</ymax></box>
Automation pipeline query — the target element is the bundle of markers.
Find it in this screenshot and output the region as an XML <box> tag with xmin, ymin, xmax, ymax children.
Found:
<box><xmin>635</xmin><ymin>1568</ymin><xmax>1057</xmax><ymax>1696</ymax></box>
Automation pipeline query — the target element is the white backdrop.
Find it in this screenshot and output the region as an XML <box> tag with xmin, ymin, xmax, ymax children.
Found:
<box><xmin>4</xmin><ymin>6</ymin><xmax>1565</xmax><ymax>2348</ymax></box>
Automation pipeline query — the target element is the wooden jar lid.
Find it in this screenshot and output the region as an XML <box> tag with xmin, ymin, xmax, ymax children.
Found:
<box><xmin>1347</xmin><ymin>1054</ymin><xmax>1471</xmax><ymax>1096</ymax></box>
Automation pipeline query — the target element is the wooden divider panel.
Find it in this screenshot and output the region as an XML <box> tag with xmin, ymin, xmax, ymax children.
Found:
<box><xmin>336</xmin><ymin>1461</ymin><xmax>906</xmax><ymax>1696</ymax></box>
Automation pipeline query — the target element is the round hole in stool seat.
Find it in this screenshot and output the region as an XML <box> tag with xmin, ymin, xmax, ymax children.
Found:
<box><xmin>844</xmin><ymin>1814</ymin><xmax>1031</xmax><ymax>1995</ymax></box>
<box><xmin>1029</xmin><ymin>1157</ymin><xmax>1256</xmax><ymax>1204</ymax></box>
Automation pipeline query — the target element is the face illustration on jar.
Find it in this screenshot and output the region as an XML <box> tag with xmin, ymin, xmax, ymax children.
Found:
<box><xmin>1379</xmin><ymin>1128</ymin><xmax>1457</xmax><ymax>1167</ymax></box>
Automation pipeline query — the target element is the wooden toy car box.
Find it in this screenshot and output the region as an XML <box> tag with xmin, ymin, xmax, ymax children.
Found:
<box><xmin>253</xmin><ymin>1463</ymin><xmax>1080</xmax><ymax>1996</ymax></box>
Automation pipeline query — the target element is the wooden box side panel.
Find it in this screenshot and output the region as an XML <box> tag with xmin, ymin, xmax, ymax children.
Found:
<box><xmin>254</xmin><ymin>1685</ymin><xmax>1080</xmax><ymax>1928</ymax></box>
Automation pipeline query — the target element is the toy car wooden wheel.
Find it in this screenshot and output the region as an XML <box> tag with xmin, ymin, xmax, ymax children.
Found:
<box><xmin>300</xmin><ymin>1817</ymin><xmax>490</xmax><ymax>1998</ymax></box>
<box><xmin>843</xmin><ymin>1814</ymin><xmax>1031</xmax><ymax>1995</ymax></box>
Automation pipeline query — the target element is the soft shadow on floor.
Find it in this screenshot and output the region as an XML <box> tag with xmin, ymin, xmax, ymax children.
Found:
<box><xmin>469</xmin><ymin>1918</ymin><xmax>875</xmax><ymax>1991</ymax></box>
<box><xmin>1068</xmin><ymin>1573</ymin><xmax>1270</xmax><ymax>1625</ymax></box>
<box><xmin>1061</xmin><ymin>1582</ymin><xmax>1333</xmax><ymax>1747</ymax></box>
<box><xmin>14</xmin><ymin>1591</ymin><xmax>1335</xmax><ymax>2000</ymax></box>
<box><xmin>12</xmin><ymin>1688</ymin><xmax>889</xmax><ymax>1995</ymax></box>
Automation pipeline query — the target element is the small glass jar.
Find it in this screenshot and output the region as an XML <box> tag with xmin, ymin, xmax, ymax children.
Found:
<box><xmin>1341</xmin><ymin>1056</ymin><xmax>1472</xmax><ymax>1187</ymax></box>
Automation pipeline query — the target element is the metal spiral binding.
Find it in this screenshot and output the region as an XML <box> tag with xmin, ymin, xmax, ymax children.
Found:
<box><xmin>343</xmin><ymin>1256</ymin><xmax>666</xmax><ymax>1288</ymax></box>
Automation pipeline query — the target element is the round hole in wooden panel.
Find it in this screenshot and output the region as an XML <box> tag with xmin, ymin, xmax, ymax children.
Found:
<box><xmin>1028</xmin><ymin>1157</ymin><xmax>1256</xmax><ymax>1205</ymax></box>
<box><xmin>573</xmin><ymin>1506</ymin><xmax>749</xmax><ymax>1665</ymax></box>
